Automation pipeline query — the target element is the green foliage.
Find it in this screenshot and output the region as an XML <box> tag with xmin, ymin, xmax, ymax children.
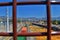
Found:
<box><xmin>52</xmin><ymin>20</ymin><xmax>60</xmax><ymax>24</ymax></box>
<box><xmin>17</xmin><ymin>20</ymin><xmax>21</xmax><ymax>23</ymax></box>
<box><xmin>58</xmin><ymin>20</ymin><xmax>60</xmax><ymax>24</ymax></box>
<box><xmin>52</xmin><ymin>20</ymin><xmax>57</xmax><ymax>24</ymax></box>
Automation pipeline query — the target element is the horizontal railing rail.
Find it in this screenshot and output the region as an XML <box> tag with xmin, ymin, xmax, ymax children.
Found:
<box><xmin>0</xmin><ymin>32</ymin><xmax>60</xmax><ymax>36</ymax></box>
<box><xmin>0</xmin><ymin>2</ymin><xmax>60</xmax><ymax>6</ymax></box>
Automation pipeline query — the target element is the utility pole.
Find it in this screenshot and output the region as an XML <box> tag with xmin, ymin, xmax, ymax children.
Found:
<box><xmin>6</xmin><ymin>7</ymin><xmax>9</xmax><ymax>32</ymax></box>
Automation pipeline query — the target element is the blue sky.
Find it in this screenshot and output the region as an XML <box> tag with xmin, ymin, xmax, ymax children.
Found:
<box><xmin>0</xmin><ymin>0</ymin><xmax>60</xmax><ymax>18</ymax></box>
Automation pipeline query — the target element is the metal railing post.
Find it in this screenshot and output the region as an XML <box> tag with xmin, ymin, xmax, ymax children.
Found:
<box><xmin>46</xmin><ymin>0</ymin><xmax>51</xmax><ymax>40</ymax></box>
<box><xmin>13</xmin><ymin>0</ymin><xmax>17</xmax><ymax>40</ymax></box>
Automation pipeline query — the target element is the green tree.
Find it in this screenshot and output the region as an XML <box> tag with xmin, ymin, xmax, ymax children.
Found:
<box><xmin>52</xmin><ymin>20</ymin><xmax>58</xmax><ymax>25</ymax></box>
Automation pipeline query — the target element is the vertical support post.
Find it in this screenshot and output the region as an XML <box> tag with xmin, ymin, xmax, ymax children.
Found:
<box><xmin>13</xmin><ymin>0</ymin><xmax>17</xmax><ymax>40</ymax></box>
<box><xmin>46</xmin><ymin>0</ymin><xmax>51</xmax><ymax>40</ymax></box>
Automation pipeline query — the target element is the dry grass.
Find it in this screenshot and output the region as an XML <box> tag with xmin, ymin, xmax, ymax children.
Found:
<box><xmin>29</xmin><ymin>25</ymin><xmax>60</xmax><ymax>40</ymax></box>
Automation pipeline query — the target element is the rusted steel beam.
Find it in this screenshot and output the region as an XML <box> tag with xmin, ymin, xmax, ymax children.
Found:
<box><xmin>0</xmin><ymin>32</ymin><xmax>13</xmax><ymax>36</ymax></box>
<box><xmin>17</xmin><ymin>32</ymin><xmax>60</xmax><ymax>36</ymax></box>
<box><xmin>0</xmin><ymin>2</ymin><xmax>12</xmax><ymax>6</ymax></box>
<box><xmin>13</xmin><ymin>0</ymin><xmax>17</xmax><ymax>40</ymax></box>
<box><xmin>0</xmin><ymin>32</ymin><xmax>60</xmax><ymax>36</ymax></box>
<box><xmin>46</xmin><ymin>0</ymin><xmax>51</xmax><ymax>40</ymax></box>
<box><xmin>17</xmin><ymin>32</ymin><xmax>47</xmax><ymax>36</ymax></box>
<box><xmin>17</xmin><ymin>1</ymin><xmax>46</xmax><ymax>5</ymax></box>
<box><xmin>0</xmin><ymin>1</ymin><xmax>46</xmax><ymax>6</ymax></box>
<box><xmin>1</xmin><ymin>2</ymin><xmax>60</xmax><ymax>6</ymax></box>
<box><xmin>17</xmin><ymin>2</ymin><xmax>60</xmax><ymax>5</ymax></box>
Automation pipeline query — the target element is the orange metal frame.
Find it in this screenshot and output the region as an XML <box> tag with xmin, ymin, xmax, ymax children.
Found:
<box><xmin>0</xmin><ymin>0</ymin><xmax>60</xmax><ymax>40</ymax></box>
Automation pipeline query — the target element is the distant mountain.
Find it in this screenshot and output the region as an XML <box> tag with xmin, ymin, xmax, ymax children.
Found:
<box><xmin>17</xmin><ymin>17</ymin><xmax>41</xmax><ymax>22</ymax></box>
<box><xmin>51</xmin><ymin>17</ymin><xmax>60</xmax><ymax>20</ymax></box>
<box><xmin>0</xmin><ymin>16</ymin><xmax>60</xmax><ymax>22</ymax></box>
